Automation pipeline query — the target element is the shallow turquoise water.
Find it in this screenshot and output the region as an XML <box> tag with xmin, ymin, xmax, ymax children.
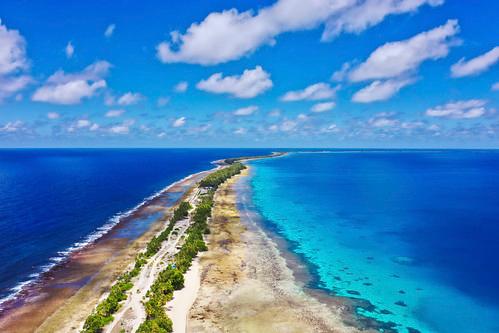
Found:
<box><xmin>249</xmin><ymin>151</ymin><xmax>499</xmax><ymax>333</ymax></box>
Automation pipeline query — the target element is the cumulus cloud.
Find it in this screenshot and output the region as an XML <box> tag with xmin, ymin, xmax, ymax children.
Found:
<box><xmin>76</xmin><ymin>119</ymin><xmax>91</xmax><ymax>128</ymax></box>
<box><xmin>0</xmin><ymin>20</ymin><xmax>32</xmax><ymax>101</ymax></box>
<box><xmin>109</xmin><ymin>120</ymin><xmax>134</xmax><ymax>134</ymax></box>
<box><xmin>331</xmin><ymin>62</ymin><xmax>351</xmax><ymax>81</ymax></box>
<box><xmin>172</xmin><ymin>116</ymin><xmax>186</xmax><ymax>127</ymax></box>
<box><xmin>33</xmin><ymin>80</ymin><xmax>106</xmax><ymax>105</ymax></box>
<box><xmin>322</xmin><ymin>123</ymin><xmax>340</xmax><ymax>133</ymax></box>
<box><xmin>0</xmin><ymin>76</ymin><xmax>32</xmax><ymax>101</ymax></box>
<box><xmin>104</xmin><ymin>24</ymin><xmax>116</xmax><ymax>38</ymax></box>
<box><xmin>322</xmin><ymin>0</ymin><xmax>444</xmax><ymax>40</ymax></box>
<box><xmin>67</xmin><ymin>118</ymin><xmax>101</xmax><ymax>133</ymax></box>
<box><xmin>349</xmin><ymin>20</ymin><xmax>459</xmax><ymax>82</ymax></box>
<box><xmin>281</xmin><ymin>82</ymin><xmax>338</xmax><ymax>102</ymax></box>
<box><xmin>197</xmin><ymin>66</ymin><xmax>272</xmax><ymax>98</ymax></box>
<box><xmin>426</xmin><ymin>100</ymin><xmax>492</xmax><ymax>119</ymax></box>
<box><xmin>311</xmin><ymin>101</ymin><xmax>335</xmax><ymax>112</ymax></box>
<box><xmin>47</xmin><ymin>112</ymin><xmax>60</xmax><ymax>119</ymax></box>
<box><xmin>117</xmin><ymin>92</ymin><xmax>142</xmax><ymax>105</ymax></box>
<box><xmin>32</xmin><ymin>61</ymin><xmax>110</xmax><ymax>104</ymax></box>
<box><xmin>174</xmin><ymin>81</ymin><xmax>188</xmax><ymax>93</ymax></box>
<box><xmin>156</xmin><ymin>0</ymin><xmax>439</xmax><ymax>65</ymax></box>
<box><xmin>234</xmin><ymin>127</ymin><xmax>247</xmax><ymax>135</ymax></box>
<box><xmin>233</xmin><ymin>105</ymin><xmax>258</xmax><ymax>116</ymax></box>
<box><xmin>65</xmin><ymin>41</ymin><xmax>74</xmax><ymax>58</ymax></box>
<box><xmin>451</xmin><ymin>46</ymin><xmax>499</xmax><ymax>78</ymax></box>
<box><xmin>352</xmin><ymin>77</ymin><xmax>416</xmax><ymax>103</ymax></box>
<box><xmin>106</xmin><ymin>109</ymin><xmax>125</xmax><ymax>117</ymax></box>
<box><xmin>0</xmin><ymin>120</ymin><xmax>25</xmax><ymax>133</ymax></box>
<box><xmin>369</xmin><ymin>115</ymin><xmax>399</xmax><ymax>127</ymax></box>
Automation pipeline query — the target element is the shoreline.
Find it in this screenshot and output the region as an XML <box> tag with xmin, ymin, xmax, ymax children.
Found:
<box><xmin>0</xmin><ymin>167</ymin><xmax>214</xmax><ymax>333</ymax></box>
<box><xmin>235</xmin><ymin>163</ymin><xmax>398</xmax><ymax>332</ymax></box>
<box><xmin>187</xmin><ymin>167</ymin><xmax>371</xmax><ymax>333</ymax></box>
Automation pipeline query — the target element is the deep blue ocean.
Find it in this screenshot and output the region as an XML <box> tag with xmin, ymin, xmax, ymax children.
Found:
<box><xmin>249</xmin><ymin>151</ymin><xmax>499</xmax><ymax>333</ymax></box>
<box><xmin>0</xmin><ymin>148</ymin><xmax>271</xmax><ymax>303</ymax></box>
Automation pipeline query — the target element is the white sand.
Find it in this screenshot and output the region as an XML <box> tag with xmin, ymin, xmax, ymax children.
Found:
<box><xmin>166</xmin><ymin>258</ymin><xmax>201</xmax><ymax>333</ymax></box>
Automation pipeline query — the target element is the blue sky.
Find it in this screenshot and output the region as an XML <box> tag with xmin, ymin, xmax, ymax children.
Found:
<box><xmin>0</xmin><ymin>0</ymin><xmax>498</xmax><ymax>148</ymax></box>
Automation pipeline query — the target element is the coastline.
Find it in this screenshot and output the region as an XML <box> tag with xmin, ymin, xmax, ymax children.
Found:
<box><xmin>0</xmin><ymin>167</ymin><xmax>213</xmax><ymax>333</ymax></box>
<box><xmin>187</xmin><ymin>167</ymin><xmax>371</xmax><ymax>333</ymax></box>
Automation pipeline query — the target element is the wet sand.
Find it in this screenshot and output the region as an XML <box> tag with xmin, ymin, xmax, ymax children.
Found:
<box><xmin>188</xmin><ymin>168</ymin><xmax>373</xmax><ymax>333</ymax></box>
<box><xmin>0</xmin><ymin>170</ymin><xmax>210</xmax><ymax>333</ymax></box>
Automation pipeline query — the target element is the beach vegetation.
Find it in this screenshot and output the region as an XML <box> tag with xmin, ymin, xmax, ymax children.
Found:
<box><xmin>83</xmin><ymin>163</ymin><xmax>243</xmax><ymax>333</ymax></box>
<box><xmin>81</xmin><ymin>200</ymin><xmax>191</xmax><ymax>333</ymax></box>
<box><xmin>199</xmin><ymin>162</ymin><xmax>245</xmax><ymax>189</ymax></box>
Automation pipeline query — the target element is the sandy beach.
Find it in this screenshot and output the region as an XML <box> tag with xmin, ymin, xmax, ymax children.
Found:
<box><xmin>0</xmin><ymin>169</ymin><xmax>210</xmax><ymax>333</ymax></box>
<box><xmin>187</xmin><ymin>167</ymin><xmax>372</xmax><ymax>333</ymax></box>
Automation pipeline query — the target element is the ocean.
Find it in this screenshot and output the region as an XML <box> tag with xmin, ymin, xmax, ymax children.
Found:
<box><xmin>248</xmin><ymin>150</ymin><xmax>499</xmax><ymax>333</ymax></box>
<box><xmin>0</xmin><ymin>148</ymin><xmax>271</xmax><ymax>304</ymax></box>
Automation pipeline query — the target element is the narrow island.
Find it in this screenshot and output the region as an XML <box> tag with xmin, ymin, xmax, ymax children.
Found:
<box><xmin>1</xmin><ymin>153</ymin><xmax>369</xmax><ymax>333</ymax></box>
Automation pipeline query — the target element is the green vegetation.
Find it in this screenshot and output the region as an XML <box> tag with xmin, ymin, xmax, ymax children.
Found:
<box><xmin>199</xmin><ymin>162</ymin><xmax>245</xmax><ymax>189</ymax></box>
<box><xmin>138</xmin><ymin>164</ymin><xmax>244</xmax><ymax>332</ymax></box>
<box><xmin>223</xmin><ymin>152</ymin><xmax>283</xmax><ymax>165</ymax></box>
<box><xmin>136</xmin><ymin>266</ymin><xmax>183</xmax><ymax>333</ymax></box>
<box><xmin>138</xmin><ymin>192</ymin><xmax>213</xmax><ymax>332</ymax></box>
<box><xmin>83</xmin><ymin>163</ymin><xmax>245</xmax><ymax>333</ymax></box>
<box><xmin>81</xmin><ymin>201</ymin><xmax>191</xmax><ymax>333</ymax></box>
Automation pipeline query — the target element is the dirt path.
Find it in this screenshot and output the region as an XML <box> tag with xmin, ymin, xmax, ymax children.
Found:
<box><xmin>106</xmin><ymin>189</ymin><xmax>201</xmax><ymax>333</ymax></box>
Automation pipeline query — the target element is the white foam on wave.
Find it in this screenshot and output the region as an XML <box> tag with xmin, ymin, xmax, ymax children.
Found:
<box><xmin>0</xmin><ymin>168</ymin><xmax>211</xmax><ymax>309</ymax></box>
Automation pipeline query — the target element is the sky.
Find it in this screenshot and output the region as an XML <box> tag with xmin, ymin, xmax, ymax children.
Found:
<box><xmin>0</xmin><ymin>0</ymin><xmax>498</xmax><ymax>148</ymax></box>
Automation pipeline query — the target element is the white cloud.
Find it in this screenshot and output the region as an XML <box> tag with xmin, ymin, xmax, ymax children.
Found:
<box><xmin>47</xmin><ymin>112</ymin><xmax>60</xmax><ymax>119</ymax></box>
<box><xmin>76</xmin><ymin>119</ymin><xmax>91</xmax><ymax>128</ymax></box>
<box><xmin>67</xmin><ymin>119</ymin><xmax>101</xmax><ymax>133</ymax></box>
<box><xmin>234</xmin><ymin>127</ymin><xmax>247</xmax><ymax>135</ymax></box>
<box><xmin>492</xmin><ymin>82</ymin><xmax>499</xmax><ymax>91</ymax></box>
<box><xmin>174</xmin><ymin>81</ymin><xmax>188</xmax><ymax>93</ymax></box>
<box><xmin>109</xmin><ymin>120</ymin><xmax>134</xmax><ymax>134</ymax></box>
<box><xmin>0</xmin><ymin>20</ymin><xmax>31</xmax><ymax>101</ymax></box>
<box><xmin>0</xmin><ymin>76</ymin><xmax>32</xmax><ymax>101</ymax></box>
<box><xmin>369</xmin><ymin>117</ymin><xmax>398</xmax><ymax>127</ymax></box>
<box><xmin>197</xmin><ymin>66</ymin><xmax>272</xmax><ymax>98</ymax></box>
<box><xmin>331</xmin><ymin>62</ymin><xmax>351</xmax><ymax>81</ymax></box>
<box><xmin>117</xmin><ymin>92</ymin><xmax>142</xmax><ymax>105</ymax></box>
<box><xmin>0</xmin><ymin>20</ymin><xmax>28</xmax><ymax>75</ymax></box>
<box><xmin>323</xmin><ymin>123</ymin><xmax>340</xmax><ymax>133</ymax></box>
<box><xmin>0</xmin><ymin>120</ymin><xmax>24</xmax><ymax>133</ymax></box>
<box><xmin>451</xmin><ymin>46</ymin><xmax>499</xmax><ymax>78</ymax></box>
<box><xmin>172</xmin><ymin>116</ymin><xmax>186</xmax><ymax>127</ymax></box>
<box><xmin>157</xmin><ymin>96</ymin><xmax>170</xmax><ymax>107</ymax></box>
<box><xmin>104</xmin><ymin>24</ymin><xmax>116</xmax><ymax>38</ymax></box>
<box><xmin>352</xmin><ymin>77</ymin><xmax>416</xmax><ymax>103</ymax></box>
<box><xmin>233</xmin><ymin>105</ymin><xmax>258</xmax><ymax>116</ymax></box>
<box><xmin>311</xmin><ymin>101</ymin><xmax>335</xmax><ymax>112</ymax></box>
<box><xmin>32</xmin><ymin>61</ymin><xmax>110</xmax><ymax>105</ymax></box>
<box><xmin>156</xmin><ymin>0</ymin><xmax>440</xmax><ymax>65</ymax></box>
<box><xmin>65</xmin><ymin>41</ymin><xmax>74</xmax><ymax>58</ymax></box>
<box><xmin>426</xmin><ymin>99</ymin><xmax>491</xmax><ymax>119</ymax></box>
<box><xmin>33</xmin><ymin>80</ymin><xmax>106</xmax><ymax>105</ymax></box>
<box><xmin>281</xmin><ymin>83</ymin><xmax>338</xmax><ymax>102</ymax></box>
<box><xmin>45</xmin><ymin>61</ymin><xmax>111</xmax><ymax>84</ymax></box>
<box><xmin>106</xmin><ymin>109</ymin><xmax>125</xmax><ymax>117</ymax></box>
<box><xmin>349</xmin><ymin>20</ymin><xmax>459</xmax><ymax>82</ymax></box>
<box><xmin>322</xmin><ymin>0</ymin><xmax>444</xmax><ymax>40</ymax></box>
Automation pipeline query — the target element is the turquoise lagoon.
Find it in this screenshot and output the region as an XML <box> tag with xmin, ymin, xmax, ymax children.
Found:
<box><xmin>248</xmin><ymin>151</ymin><xmax>499</xmax><ymax>333</ymax></box>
